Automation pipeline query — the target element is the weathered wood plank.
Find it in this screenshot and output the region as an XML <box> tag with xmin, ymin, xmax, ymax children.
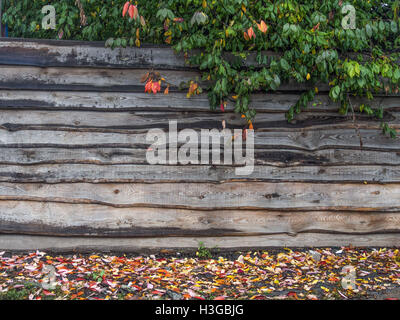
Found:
<box><xmin>1</xmin><ymin>233</ymin><xmax>399</xmax><ymax>251</ymax></box>
<box><xmin>0</xmin><ymin>110</ymin><xmax>398</xmax><ymax>132</ymax></box>
<box><xmin>0</xmin><ymin>66</ymin><xmax>334</xmax><ymax>93</ymax></box>
<box><xmin>1</xmin><ymin>38</ymin><xmax>398</xmax><ymax>71</ymax></box>
<box><xmin>0</xmin><ymin>128</ymin><xmax>398</xmax><ymax>151</ymax></box>
<box><xmin>0</xmin><ymin>182</ymin><xmax>399</xmax><ymax>210</ymax></box>
<box><xmin>0</xmin><ymin>65</ymin><xmax>398</xmax><ymax>94</ymax></box>
<box><xmin>0</xmin><ymin>39</ymin><xmax>191</xmax><ymax>70</ymax></box>
<box><xmin>0</xmin><ymin>164</ymin><xmax>398</xmax><ymax>183</ymax></box>
<box><xmin>1</xmin><ymin>90</ymin><xmax>398</xmax><ymax>112</ymax></box>
<box><xmin>1</xmin><ymin>201</ymin><xmax>399</xmax><ymax>237</ymax></box>
<box><xmin>1</xmin><ymin>147</ymin><xmax>400</xmax><ymax>166</ymax></box>
<box><xmin>0</xmin><ymin>66</ymin><xmax>201</xmax><ymax>92</ymax></box>
<box><xmin>0</xmin><ymin>39</ymin><xmax>398</xmax><ymax>94</ymax></box>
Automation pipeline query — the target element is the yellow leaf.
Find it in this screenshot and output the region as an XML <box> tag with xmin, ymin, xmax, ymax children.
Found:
<box><xmin>256</xmin><ymin>20</ymin><xmax>268</xmax><ymax>33</ymax></box>
<box><xmin>306</xmin><ymin>73</ymin><xmax>311</xmax><ymax>80</ymax></box>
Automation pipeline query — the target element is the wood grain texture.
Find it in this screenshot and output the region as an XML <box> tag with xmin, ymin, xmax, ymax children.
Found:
<box><xmin>0</xmin><ymin>66</ymin><xmax>201</xmax><ymax>92</ymax></box>
<box><xmin>0</xmin><ymin>39</ymin><xmax>191</xmax><ymax>70</ymax></box>
<box><xmin>1</xmin><ymin>147</ymin><xmax>400</xmax><ymax>166</ymax></box>
<box><xmin>1</xmin><ymin>90</ymin><xmax>398</xmax><ymax>112</ymax></box>
<box><xmin>0</xmin><ymin>65</ymin><xmax>398</xmax><ymax>94</ymax></box>
<box><xmin>0</xmin><ymin>128</ymin><xmax>398</xmax><ymax>150</ymax></box>
<box><xmin>0</xmin><ymin>110</ymin><xmax>398</xmax><ymax>132</ymax></box>
<box><xmin>0</xmin><ymin>164</ymin><xmax>398</xmax><ymax>183</ymax></box>
<box><xmin>1</xmin><ymin>233</ymin><xmax>399</xmax><ymax>251</ymax></box>
<box><xmin>0</xmin><ymin>201</ymin><xmax>399</xmax><ymax>237</ymax></box>
<box><xmin>0</xmin><ymin>182</ymin><xmax>399</xmax><ymax>210</ymax></box>
<box><xmin>0</xmin><ymin>39</ymin><xmax>305</xmax><ymax>72</ymax></box>
<box><xmin>0</xmin><ymin>39</ymin><xmax>399</xmax><ymax>248</ymax></box>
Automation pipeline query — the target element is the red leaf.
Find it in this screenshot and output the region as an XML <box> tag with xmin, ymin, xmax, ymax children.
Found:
<box><xmin>152</xmin><ymin>290</ymin><xmax>164</xmax><ymax>295</ymax></box>
<box><xmin>152</xmin><ymin>81</ymin><xmax>161</xmax><ymax>94</ymax></box>
<box><xmin>128</xmin><ymin>5</ymin><xmax>134</xmax><ymax>19</ymax></box>
<box><xmin>145</xmin><ymin>80</ymin><xmax>153</xmax><ymax>93</ymax></box>
<box><xmin>128</xmin><ymin>5</ymin><xmax>139</xmax><ymax>20</ymax></box>
<box><xmin>122</xmin><ymin>2</ymin><xmax>130</xmax><ymax>17</ymax></box>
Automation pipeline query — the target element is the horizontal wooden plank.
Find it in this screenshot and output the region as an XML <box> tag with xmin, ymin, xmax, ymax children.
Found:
<box><xmin>0</xmin><ymin>164</ymin><xmax>398</xmax><ymax>183</ymax></box>
<box><xmin>0</xmin><ymin>110</ymin><xmax>398</xmax><ymax>133</ymax></box>
<box><xmin>1</xmin><ymin>90</ymin><xmax>398</xmax><ymax>112</ymax></box>
<box><xmin>0</xmin><ymin>128</ymin><xmax>397</xmax><ymax>152</ymax></box>
<box><xmin>0</xmin><ymin>66</ymin><xmax>202</xmax><ymax>92</ymax></box>
<box><xmin>0</xmin><ymin>38</ymin><xmax>311</xmax><ymax>74</ymax></box>
<box><xmin>0</xmin><ymin>182</ymin><xmax>399</xmax><ymax>210</ymax></box>
<box><xmin>1</xmin><ymin>201</ymin><xmax>399</xmax><ymax>237</ymax></box>
<box><xmin>0</xmin><ymin>148</ymin><xmax>400</xmax><ymax>166</ymax></box>
<box><xmin>1</xmin><ymin>233</ymin><xmax>399</xmax><ymax>250</ymax></box>
<box><xmin>1</xmin><ymin>38</ymin><xmax>398</xmax><ymax>71</ymax></box>
<box><xmin>0</xmin><ymin>65</ymin><xmax>334</xmax><ymax>93</ymax></box>
<box><xmin>0</xmin><ymin>39</ymin><xmax>191</xmax><ymax>70</ymax></box>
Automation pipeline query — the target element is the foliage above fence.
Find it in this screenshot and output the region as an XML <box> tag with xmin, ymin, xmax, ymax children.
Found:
<box><xmin>2</xmin><ymin>0</ymin><xmax>400</xmax><ymax>136</ymax></box>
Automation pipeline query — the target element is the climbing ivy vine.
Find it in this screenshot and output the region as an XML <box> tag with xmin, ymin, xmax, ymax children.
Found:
<box><xmin>2</xmin><ymin>0</ymin><xmax>400</xmax><ymax>137</ymax></box>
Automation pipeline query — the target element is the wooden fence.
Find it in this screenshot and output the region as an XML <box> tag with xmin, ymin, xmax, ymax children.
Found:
<box><xmin>0</xmin><ymin>38</ymin><xmax>399</xmax><ymax>251</ymax></box>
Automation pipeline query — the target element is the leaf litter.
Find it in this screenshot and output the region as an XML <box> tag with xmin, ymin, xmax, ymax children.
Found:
<box><xmin>0</xmin><ymin>247</ymin><xmax>399</xmax><ymax>300</ymax></box>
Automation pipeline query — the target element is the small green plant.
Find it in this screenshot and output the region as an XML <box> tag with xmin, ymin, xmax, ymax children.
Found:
<box><xmin>0</xmin><ymin>288</ymin><xmax>30</xmax><ymax>300</ymax></box>
<box><xmin>196</xmin><ymin>241</ymin><xmax>212</xmax><ymax>259</ymax></box>
<box><xmin>91</xmin><ymin>270</ymin><xmax>105</xmax><ymax>283</ymax></box>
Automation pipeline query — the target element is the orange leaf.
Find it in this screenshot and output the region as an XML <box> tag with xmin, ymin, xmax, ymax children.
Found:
<box><xmin>257</xmin><ymin>20</ymin><xmax>268</xmax><ymax>33</ymax></box>
<box><xmin>243</xmin><ymin>31</ymin><xmax>250</xmax><ymax>41</ymax></box>
<box><xmin>247</xmin><ymin>27</ymin><xmax>256</xmax><ymax>39</ymax></box>
<box><xmin>164</xmin><ymin>86</ymin><xmax>169</xmax><ymax>95</ymax></box>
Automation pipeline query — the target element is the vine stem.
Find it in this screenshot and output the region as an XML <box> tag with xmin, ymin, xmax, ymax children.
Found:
<box><xmin>347</xmin><ymin>93</ymin><xmax>363</xmax><ymax>149</ymax></box>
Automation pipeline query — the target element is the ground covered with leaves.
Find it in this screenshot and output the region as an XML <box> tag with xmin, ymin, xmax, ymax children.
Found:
<box><xmin>0</xmin><ymin>247</ymin><xmax>399</xmax><ymax>300</ymax></box>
